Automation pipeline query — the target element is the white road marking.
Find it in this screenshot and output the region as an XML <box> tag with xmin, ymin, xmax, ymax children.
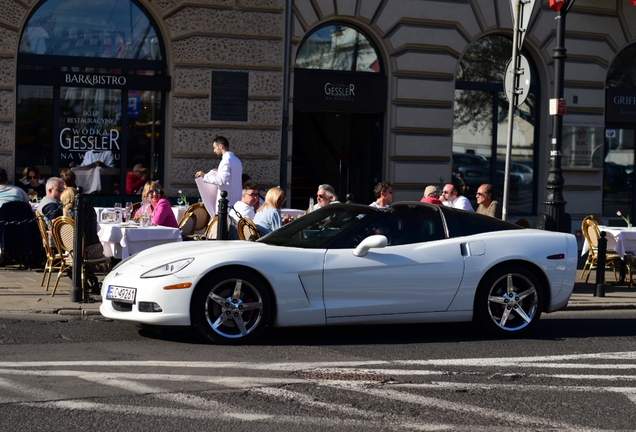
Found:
<box><xmin>327</xmin><ymin>383</ymin><xmax>604</xmax><ymax>432</ymax></box>
<box><xmin>3</xmin><ymin>351</ymin><xmax>636</xmax><ymax>430</ymax></box>
<box><xmin>0</xmin><ymin>376</ymin><xmax>61</xmax><ymax>403</ymax></box>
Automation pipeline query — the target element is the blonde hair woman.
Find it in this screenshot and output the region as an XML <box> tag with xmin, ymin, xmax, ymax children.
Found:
<box><xmin>252</xmin><ymin>187</ymin><xmax>291</xmax><ymax>235</ymax></box>
<box><xmin>134</xmin><ymin>181</ymin><xmax>179</xmax><ymax>228</ymax></box>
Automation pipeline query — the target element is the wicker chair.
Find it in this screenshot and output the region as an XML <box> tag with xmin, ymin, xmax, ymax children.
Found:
<box><xmin>183</xmin><ymin>202</ymin><xmax>210</xmax><ymax>233</ymax></box>
<box><xmin>178</xmin><ymin>211</ymin><xmax>198</xmax><ymax>240</ymax></box>
<box><xmin>35</xmin><ymin>211</ymin><xmax>64</xmax><ymax>291</ymax></box>
<box><xmin>237</xmin><ymin>217</ymin><xmax>260</xmax><ymax>241</ymax></box>
<box><xmin>50</xmin><ymin>216</ymin><xmax>111</xmax><ymax>297</ymax></box>
<box><xmin>203</xmin><ymin>216</ymin><xmax>219</xmax><ymax>240</ymax></box>
<box><xmin>131</xmin><ymin>201</ymin><xmax>141</xmax><ymax>216</ymax></box>
<box><xmin>581</xmin><ymin>216</ymin><xmax>622</xmax><ymax>283</ymax></box>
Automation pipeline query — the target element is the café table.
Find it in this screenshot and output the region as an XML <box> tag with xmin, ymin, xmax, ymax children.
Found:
<box><xmin>581</xmin><ymin>226</ymin><xmax>636</xmax><ymax>258</ymax></box>
<box><xmin>581</xmin><ymin>226</ymin><xmax>636</xmax><ymax>286</ymax></box>
<box><xmin>98</xmin><ymin>223</ymin><xmax>182</xmax><ymax>259</ymax></box>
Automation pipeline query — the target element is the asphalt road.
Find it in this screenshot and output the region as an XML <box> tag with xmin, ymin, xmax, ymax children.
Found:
<box><xmin>1</xmin><ymin>309</ymin><xmax>636</xmax><ymax>431</ymax></box>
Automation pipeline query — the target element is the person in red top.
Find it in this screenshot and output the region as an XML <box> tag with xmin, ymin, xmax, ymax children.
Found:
<box><xmin>126</xmin><ymin>164</ymin><xmax>147</xmax><ymax>194</ymax></box>
<box><xmin>421</xmin><ymin>185</ymin><xmax>443</xmax><ymax>204</ymax></box>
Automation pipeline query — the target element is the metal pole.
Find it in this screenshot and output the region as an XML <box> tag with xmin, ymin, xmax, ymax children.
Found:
<box><xmin>502</xmin><ymin>0</ymin><xmax>522</xmax><ymax>222</ymax></box>
<box><xmin>595</xmin><ymin>231</ymin><xmax>606</xmax><ymax>297</ymax></box>
<box><xmin>544</xmin><ymin>1</ymin><xmax>571</xmax><ymax>232</ymax></box>
<box><xmin>217</xmin><ymin>190</ymin><xmax>228</xmax><ymax>240</ymax></box>
<box><xmin>70</xmin><ymin>187</ymin><xmax>84</xmax><ymax>302</ymax></box>
<box><xmin>279</xmin><ymin>0</ymin><xmax>292</xmax><ymax>191</ymax></box>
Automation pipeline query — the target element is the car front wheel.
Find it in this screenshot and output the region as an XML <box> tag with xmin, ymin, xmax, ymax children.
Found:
<box><xmin>475</xmin><ymin>265</ymin><xmax>542</xmax><ymax>335</ymax></box>
<box><xmin>192</xmin><ymin>270</ymin><xmax>271</xmax><ymax>344</ymax></box>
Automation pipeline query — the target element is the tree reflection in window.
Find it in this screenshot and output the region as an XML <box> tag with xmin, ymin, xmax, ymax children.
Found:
<box><xmin>453</xmin><ymin>34</ymin><xmax>539</xmax><ymax>215</ymax></box>
<box><xmin>296</xmin><ymin>24</ymin><xmax>381</xmax><ymax>73</ymax></box>
<box><xmin>454</xmin><ymin>35</ymin><xmax>537</xmax><ymax>141</ymax></box>
<box><xmin>607</xmin><ymin>43</ymin><xmax>636</xmax><ymax>88</ymax></box>
<box><xmin>19</xmin><ymin>0</ymin><xmax>162</xmax><ymax>60</ymax></box>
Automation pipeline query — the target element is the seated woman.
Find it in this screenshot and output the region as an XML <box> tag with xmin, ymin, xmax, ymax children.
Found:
<box><xmin>60</xmin><ymin>187</ymin><xmax>104</xmax><ymax>260</ymax></box>
<box><xmin>134</xmin><ymin>181</ymin><xmax>179</xmax><ymax>228</ymax></box>
<box><xmin>20</xmin><ymin>165</ymin><xmax>46</xmax><ymax>199</ymax></box>
<box><xmin>253</xmin><ymin>187</ymin><xmax>292</xmax><ymax>235</ymax></box>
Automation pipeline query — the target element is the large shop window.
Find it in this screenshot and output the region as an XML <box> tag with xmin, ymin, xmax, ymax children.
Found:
<box><xmin>604</xmin><ymin>43</ymin><xmax>636</xmax><ymax>221</ymax></box>
<box><xmin>453</xmin><ymin>35</ymin><xmax>539</xmax><ymax>215</ymax></box>
<box><xmin>16</xmin><ymin>0</ymin><xmax>168</xmax><ymax>201</ymax></box>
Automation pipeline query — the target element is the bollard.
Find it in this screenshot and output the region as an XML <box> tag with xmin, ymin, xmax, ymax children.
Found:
<box><xmin>217</xmin><ymin>190</ymin><xmax>228</xmax><ymax>240</ymax></box>
<box><xmin>594</xmin><ymin>230</ymin><xmax>606</xmax><ymax>297</ymax></box>
<box><xmin>69</xmin><ymin>187</ymin><xmax>84</xmax><ymax>302</ymax></box>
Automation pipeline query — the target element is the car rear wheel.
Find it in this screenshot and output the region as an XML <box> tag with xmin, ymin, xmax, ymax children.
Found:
<box><xmin>192</xmin><ymin>270</ymin><xmax>271</xmax><ymax>344</ymax></box>
<box><xmin>475</xmin><ymin>265</ymin><xmax>542</xmax><ymax>335</ymax></box>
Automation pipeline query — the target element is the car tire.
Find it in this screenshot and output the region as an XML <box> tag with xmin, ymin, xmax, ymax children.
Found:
<box><xmin>192</xmin><ymin>269</ymin><xmax>271</xmax><ymax>345</ymax></box>
<box><xmin>474</xmin><ymin>264</ymin><xmax>543</xmax><ymax>336</ymax></box>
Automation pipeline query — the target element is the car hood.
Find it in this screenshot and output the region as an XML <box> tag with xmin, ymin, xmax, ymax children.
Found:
<box><xmin>121</xmin><ymin>240</ymin><xmax>269</xmax><ymax>268</ymax></box>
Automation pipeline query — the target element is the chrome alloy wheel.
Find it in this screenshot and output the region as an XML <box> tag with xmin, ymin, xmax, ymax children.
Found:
<box><xmin>204</xmin><ymin>277</ymin><xmax>264</xmax><ymax>339</ymax></box>
<box><xmin>486</xmin><ymin>272</ymin><xmax>539</xmax><ymax>332</ymax></box>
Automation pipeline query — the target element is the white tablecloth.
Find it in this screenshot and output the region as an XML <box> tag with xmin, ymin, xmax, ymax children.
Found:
<box><xmin>95</xmin><ymin>206</ymin><xmax>186</xmax><ymax>223</ymax></box>
<box><xmin>98</xmin><ymin>224</ymin><xmax>182</xmax><ymax>259</ymax></box>
<box><xmin>282</xmin><ymin>208</ymin><xmax>305</xmax><ymax>218</ymax></box>
<box><xmin>172</xmin><ymin>206</ymin><xmax>187</xmax><ymax>223</ymax></box>
<box><xmin>581</xmin><ymin>226</ymin><xmax>636</xmax><ymax>258</ymax></box>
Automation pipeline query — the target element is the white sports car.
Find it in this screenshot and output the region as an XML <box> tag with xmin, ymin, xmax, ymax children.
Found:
<box><xmin>100</xmin><ymin>202</ymin><xmax>577</xmax><ymax>344</ymax></box>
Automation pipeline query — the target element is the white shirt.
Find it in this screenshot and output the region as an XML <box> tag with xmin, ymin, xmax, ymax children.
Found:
<box><xmin>230</xmin><ymin>200</ymin><xmax>255</xmax><ymax>223</ymax></box>
<box><xmin>443</xmin><ymin>195</ymin><xmax>474</xmax><ymax>211</ymax></box>
<box><xmin>0</xmin><ymin>184</ymin><xmax>30</xmax><ymax>206</ymax></box>
<box><xmin>369</xmin><ymin>202</ymin><xmax>389</xmax><ymax>210</ymax></box>
<box><xmin>202</xmin><ymin>151</ymin><xmax>243</xmax><ymax>211</ymax></box>
<box><xmin>312</xmin><ymin>200</ymin><xmax>340</xmax><ymax>211</ymax></box>
<box><xmin>81</xmin><ymin>150</ymin><xmax>115</xmax><ymax>168</ymax></box>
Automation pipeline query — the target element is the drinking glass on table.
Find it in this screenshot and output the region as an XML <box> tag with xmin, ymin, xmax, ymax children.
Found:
<box><xmin>124</xmin><ymin>202</ymin><xmax>133</xmax><ymax>222</ymax></box>
<box><xmin>114</xmin><ymin>202</ymin><xmax>122</xmax><ymax>223</ymax></box>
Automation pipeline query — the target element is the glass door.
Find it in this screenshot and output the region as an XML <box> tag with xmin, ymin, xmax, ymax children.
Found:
<box><xmin>603</xmin><ymin>128</ymin><xmax>635</xmax><ymax>222</ymax></box>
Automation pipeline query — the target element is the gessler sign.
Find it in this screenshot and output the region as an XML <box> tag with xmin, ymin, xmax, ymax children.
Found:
<box><xmin>294</xmin><ymin>69</ymin><xmax>386</xmax><ymax>112</ymax></box>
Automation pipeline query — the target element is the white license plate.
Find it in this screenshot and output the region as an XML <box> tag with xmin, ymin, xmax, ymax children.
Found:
<box><xmin>106</xmin><ymin>286</ymin><xmax>137</xmax><ymax>304</ymax></box>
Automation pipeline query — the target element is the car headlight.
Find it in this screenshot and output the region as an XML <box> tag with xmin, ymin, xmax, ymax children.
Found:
<box><xmin>140</xmin><ymin>258</ymin><xmax>194</xmax><ymax>278</ymax></box>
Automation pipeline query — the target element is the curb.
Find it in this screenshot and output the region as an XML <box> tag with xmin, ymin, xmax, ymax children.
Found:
<box><xmin>25</xmin><ymin>309</ymin><xmax>103</xmax><ymax>316</ymax></box>
<box><xmin>565</xmin><ymin>303</ymin><xmax>636</xmax><ymax>311</ymax></box>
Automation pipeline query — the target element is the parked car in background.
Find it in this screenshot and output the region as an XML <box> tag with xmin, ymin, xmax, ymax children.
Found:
<box><xmin>452</xmin><ymin>153</ymin><xmax>490</xmax><ymax>192</ymax></box>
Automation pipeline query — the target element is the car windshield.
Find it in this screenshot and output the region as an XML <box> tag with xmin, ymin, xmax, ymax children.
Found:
<box><xmin>259</xmin><ymin>204</ymin><xmax>377</xmax><ymax>248</ymax></box>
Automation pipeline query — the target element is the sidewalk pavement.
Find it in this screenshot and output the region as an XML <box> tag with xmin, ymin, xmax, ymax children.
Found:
<box><xmin>0</xmin><ymin>265</ymin><xmax>635</xmax><ymax>316</ymax></box>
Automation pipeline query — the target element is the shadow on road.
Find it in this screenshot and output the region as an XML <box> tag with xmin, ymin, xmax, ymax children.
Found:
<box><xmin>134</xmin><ymin>311</ymin><xmax>636</xmax><ymax>346</ymax></box>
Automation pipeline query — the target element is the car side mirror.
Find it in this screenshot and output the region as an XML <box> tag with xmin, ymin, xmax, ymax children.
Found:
<box><xmin>352</xmin><ymin>235</ymin><xmax>388</xmax><ymax>257</ymax></box>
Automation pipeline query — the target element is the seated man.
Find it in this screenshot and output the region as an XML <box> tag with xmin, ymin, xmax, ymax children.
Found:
<box><xmin>0</xmin><ymin>168</ymin><xmax>30</xmax><ymax>206</ymax></box>
<box><xmin>40</xmin><ymin>177</ymin><xmax>65</xmax><ymax>227</ymax></box>
<box><xmin>230</xmin><ymin>181</ymin><xmax>259</xmax><ymax>223</ymax></box>
<box><xmin>313</xmin><ymin>184</ymin><xmax>340</xmax><ymax>210</ymax></box>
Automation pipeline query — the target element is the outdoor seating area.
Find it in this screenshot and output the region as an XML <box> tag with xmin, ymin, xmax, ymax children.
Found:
<box><xmin>580</xmin><ymin>215</ymin><xmax>635</xmax><ymax>286</ymax></box>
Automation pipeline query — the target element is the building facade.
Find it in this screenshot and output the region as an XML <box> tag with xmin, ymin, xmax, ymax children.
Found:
<box><xmin>1</xmin><ymin>0</ymin><xmax>635</xmax><ymax>229</ymax></box>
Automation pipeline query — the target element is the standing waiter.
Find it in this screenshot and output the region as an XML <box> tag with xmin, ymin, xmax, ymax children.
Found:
<box><xmin>195</xmin><ymin>136</ymin><xmax>243</xmax><ymax>210</ymax></box>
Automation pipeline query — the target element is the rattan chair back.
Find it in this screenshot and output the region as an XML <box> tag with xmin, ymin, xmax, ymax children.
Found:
<box><xmin>237</xmin><ymin>217</ymin><xmax>260</xmax><ymax>241</ymax></box>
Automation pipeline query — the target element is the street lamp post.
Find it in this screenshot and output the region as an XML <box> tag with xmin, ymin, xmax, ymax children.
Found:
<box><xmin>544</xmin><ymin>0</ymin><xmax>574</xmax><ymax>232</ymax></box>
